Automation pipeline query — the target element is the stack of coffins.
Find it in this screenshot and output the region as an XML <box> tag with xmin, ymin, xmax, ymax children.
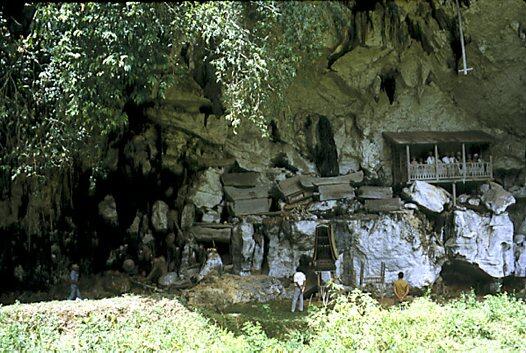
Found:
<box><xmin>357</xmin><ymin>186</ymin><xmax>401</xmax><ymax>212</ymax></box>
<box><xmin>278</xmin><ymin>171</ymin><xmax>364</xmax><ymax>206</ymax></box>
<box><xmin>222</xmin><ymin>172</ymin><xmax>271</xmax><ymax>216</ymax></box>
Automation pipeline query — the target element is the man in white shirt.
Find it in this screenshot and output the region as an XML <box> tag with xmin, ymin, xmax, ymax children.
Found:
<box><xmin>425</xmin><ymin>152</ymin><xmax>435</xmax><ymax>165</ymax></box>
<box><xmin>291</xmin><ymin>267</ymin><xmax>306</xmax><ymax>312</ymax></box>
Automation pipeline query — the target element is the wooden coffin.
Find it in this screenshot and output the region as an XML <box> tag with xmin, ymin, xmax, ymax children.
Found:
<box><xmin>364</xmin><ymin>198</ymin><xmax>402</xmax><ymax>212</ymax></box>
<box><xmin>221</xmin><ymin>172</ymin><xmax>260</xmax><ymax>187</ymax></box>
<box><xmin>318</xmin><ymin>184</ymin><xmax>355</xmax><ymax>201</ymax></box>
<box><xmin>223</xmin><ymin>186</ymin><xmax>268</xmax><ymax>201</ymax></box>
<box><xmin>357</xmin><ymin>186</ymin><xmax>393</xmax><ymax>199</ymax></box>
<box><xmin>228</xmin><ymin>198</ymin><xmax>271</xmax><ymax>216</ymax></box>
<box><xmin>300</xmin><ymin>171</ymin><xmax>364</xmax><ymax>190</ymax></box>
<box><xmin>190</xmin><ymin>225</ymin><xmax>232</xmax><ymax>243</ymax></box>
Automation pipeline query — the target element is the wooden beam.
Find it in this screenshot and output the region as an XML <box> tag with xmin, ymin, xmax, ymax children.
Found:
<box><xmin>406</xmin><ymin>145</ymin><xmax>411</xmax><ymax>181</ymax></box>
<box><xmin>452</xmin><ymin>183</ymin><xmax>457</xmax><ymax>206</ymax></box>
<box><xmin>462</xmin><ymin>143</ymin><xmax>466</xmax><ymax>183</ymax></box>
<box><xmin>434</xmin><ymin>144</ymin><xmax>439</xmax><ymax>181</ymax></box>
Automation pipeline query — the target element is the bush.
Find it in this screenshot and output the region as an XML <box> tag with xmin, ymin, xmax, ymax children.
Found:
<box><xmin>1</xmin><ymin>292</ymin><xmax>525</xmax><ymax>352</ymax></box>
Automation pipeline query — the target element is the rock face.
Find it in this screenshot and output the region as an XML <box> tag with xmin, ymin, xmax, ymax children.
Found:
<box><xmin>335</xmin><ymin>214</ymin><xmax>444</xmax><ymax>289</ymax></box>
<box><xmin>403</xmin><ymin>181</ymin><xmax>450</xmax><ymax>213</ymax></box>
<box><xmin>187</xmin><ymin>168</ymin><xmax>223</xmax><ymax>210</ymax></box>
<box><xmin>480</xmin><ymin>182</ymin><xmax>516</xmax><ymax>214</ymax></box>
<box><xmin>98</xmin><ymin>195</ymin><xmax>118</xmax><ymax>227</ymax></box>
<box><xmin>265</xmin><ymin>220</ymin><xmax>317</xmax><ymax>278</ymax></box>
<box><xmin>446</xmin><ymin>210</ymin><xmax>515</xmax><ymax>278</ymax></box>
<box><xmin>151</xmin><ymin>200</ymin><xmax>169</xmax><ymax>233</ymax></box>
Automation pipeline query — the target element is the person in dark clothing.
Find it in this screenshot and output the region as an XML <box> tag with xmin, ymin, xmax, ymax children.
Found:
<box><xmin>68</xmin><ymin>264</ymin><xmax>82</xmax><ymax>300</ymax></box>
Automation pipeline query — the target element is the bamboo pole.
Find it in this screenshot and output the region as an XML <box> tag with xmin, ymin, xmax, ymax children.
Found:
<box><xmin>462</xmin><ymin>143</ymin><xmax>466</xmax><ymax>183</ymax></box>
<box><xmin>406</xmin><ymin>145</ymin><xmax>411</xmax><ymax>181</ymax></box>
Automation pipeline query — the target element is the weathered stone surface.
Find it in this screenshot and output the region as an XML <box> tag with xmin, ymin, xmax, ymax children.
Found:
<box><xmin>187</xmin><ymin>274</ymin><xmax>286</xmax><ymax>308</ymax></box>
<box><xmin>480</xmin><ymin>182</ymin><xmax>516</xmax><ymax>214</ymax></box>
<box><xmin>514</xmin><ymin>234</ymin><xmax>526</xmax><ymax>277</ymax></box>
<box><xmin>334</xmin><ymin>214</ymin><xmax>444</xmax><ymax>289</ymax></box>
<box><xmin>403</xmin><ymin>181</ymin><xmax>450</xmax><ymax>213</ymax></box>
<box><xmin>446</xmin><ymin>210</ymin><xmax>515</xmax><ymax>278</ymax></box>
<box><xmin>158</xmin><ymin>272</ymin><xmax>180</xmax><ymax>287</ymax></box>
<box><xmin>197</xmin><ymin>249</ymin><xmax>223</xmax><ymax>281</ymax></box>
<box><xmin>202</xmin><ymin>209</ymin><xmax>221</xmax><ymax>223</ymax></box>
<box><xmin>266</xmin><ymin>220</ymin><xmax>316</xmax><ymax>278</ymax></box>
<box><xmin>188</xmin><ymin>168</ymin><xmax>223</xmax><ymax>209</ymax></box>
<box><xmin>98</xmin><ymin>195</ymin><xmax>118</xmax><ymax>227</ymax></box>
<box><xmin>122</xmin><ymin>259</ymin><xmax>136</xmax><ymax>274</ymax></box>
<box><xmin>151</xmin><ymin>200</ymin><xmax>169</xmax><ymax>233</ymax></box>
<box><xmin>181</xmin><ymin>203</ymin><xmax>195</xmax><ymax>230</ymax></box>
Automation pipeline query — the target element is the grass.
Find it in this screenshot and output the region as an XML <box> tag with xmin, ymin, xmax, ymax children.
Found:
<box><xmin>1</xmin><ymin>291</ymin><xmax>525</xmax><ymax>352</ymax></box>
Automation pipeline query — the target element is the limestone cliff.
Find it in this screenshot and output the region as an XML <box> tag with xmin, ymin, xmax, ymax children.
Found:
<box><xmin>1</xmin><ymin>0</ymin><xmax>525</xmax><ymax>291</ymax></box>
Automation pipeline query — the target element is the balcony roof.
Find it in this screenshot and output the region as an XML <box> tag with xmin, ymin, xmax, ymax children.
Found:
<box><xmin>383</xmin><ymin>131</ymin><xmax>494</xmax><ymax>145</ymax></box>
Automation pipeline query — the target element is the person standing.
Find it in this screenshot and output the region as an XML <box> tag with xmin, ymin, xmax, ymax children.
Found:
<box><xmin>68</xmin><ymin>264</ymin><xmax>82</xmax><ymax>300</ymax></box>
<box><xmin>291</xmin><ymin>267</ymin><xmax>306</xmax><ymax>313</ymax></box>
<box><xmin>393</xmin><ymin>272</ymin><xmax>409</xmax><ymax>305</ymax></box>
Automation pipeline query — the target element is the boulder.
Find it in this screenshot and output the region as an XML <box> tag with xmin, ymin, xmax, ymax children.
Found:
<box><xmin>122</xmin><ymin>259</ymin><xmax>136</xmax><ymax>274</ymax></box>
<box><xmin>402</xmin><ymin>181</ymin><xmax>450</xmax><ymax>213</ymax></box>
<box><xmin>158</xmin><ymin>272</ymin><xmax>180</xmax><ymax>287</ymax></box>
<box><xmin>514</xmin><ymin>234</ymin><xmax>526</xmax><ymax>277</ymax></box>
<box><xmin>335</xmin><ymin>214</ymin><xmax>444</xmax><ymax>289</ymax></box>
<box><xmin>480</xmin><ymin>182</ymin><xmax>516</xmax><ymax>214</ymax></box>
<box><xmin>127</xmin><ymin>213</ymin><xmax>141</xmax><ymax>238</ymax></box>
<box><xmin>232</xmin><ymin>222</ymin><xmax>265</xmax><ymax>275</ymax></box>
<box><xmin>187</xmin><ymin>274</ymin><xmax>286</xmax><ymax>308</ymax></box>
<box><xmin>202</xmin><ymin>209</ymin><xmax>221</xmax><ymax>223</ymax></box>
<box><xmin>188</xmin><ymin>168</ymin><xmax>223</xmax><ymax>209</ymax></box>
<box><xmin>180</xmin><ymin>203</ymin><xmax>195</xmax><ymax>230</ymax></box>
<box><xmin>197</xmin><ymin>249</ymin><xmax>223</xmax><ymax>281</ymax></box>
<box><xmin>98</xmin><ymin>195</ymin><xmax>118</xmax><ymax>227</ymax></box>
<box><xmin>445</xmin><ymin>210</ymin><xmax>515</xmax><ymax>278</ymax></box>
<box><xmin>151</xmin><ymin>200</ymin><xmax>169</xmax><ymax>232</ymax></box>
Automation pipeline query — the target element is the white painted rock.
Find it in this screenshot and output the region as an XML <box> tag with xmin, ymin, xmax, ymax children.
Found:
<box><xmin>98</xmin><ymin>195</ymin><xmax>118</xmax><ymax>227</ymax></box>
<box><xmin>336</xmin><ymin>214</ymin><xmax>444</xmax><ymax>289</ymax></box>
<box><xmin>188</xmin><ymin>168</ymin><xmax>223</xmax><ymax>209</ymax></box>
<box><xmin>481</xmin><ymin>182</ymin><xmax>516</xmax><ymax>214</ymax></box>
<box><xmin>446</xmin><ymin>210</ymin><xmax>515</xmax><ymax>278</ymax></box>
<box><xmin>403</xmin><ymin>180</ymin><xmax>450</xmax><ymax>213</ymax></box>
<box><xmin>151</xmin><ymin>200</ymin><xmax>169</xmax><ymax>232</ymax></box>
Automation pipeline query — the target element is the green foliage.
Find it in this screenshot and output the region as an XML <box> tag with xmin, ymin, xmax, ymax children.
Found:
<box><xmin>1</xmin><ymin>292</ymin><xmax>525</xmax><ymax>352</ymax></box>
<box><xmin>1</xmin><ymin>2</ymin><xmax>343</xmax><ymax>180</ymax></box>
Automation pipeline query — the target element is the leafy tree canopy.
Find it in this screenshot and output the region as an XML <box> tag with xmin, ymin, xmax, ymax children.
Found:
<box><xmin>0</xmin><ymin>2</ymin><xmax>345</xmax><ymax>180</ymax></box>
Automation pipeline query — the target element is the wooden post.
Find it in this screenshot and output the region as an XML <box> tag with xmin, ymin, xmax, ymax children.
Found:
<box><xmin>462</xmin><ymin>143</ymin><xmax>466</xmax><ymax>183</ymax></box>
<box><xmin>490</xmin><ymin>155</ymin><xmax>493</xmax><ymax>179</ymax></box>
<box><xmin>452</xmin><ymin>183</ymin><xmax>457</xmax><ymax>206</ymax></box>
<box><xmin>434</xmin><ymin>144</ymin><xmax>439</xmax><ymax>181</ymax></box>
<box><xmin>406</xmin><ymin>145</ymin><xmax>411</xmax><ymax>181</ymax></box>
<box><xmin>359</xmin><ymin>260</ymin><xmax>364</xmax><ymax>287</ymax></box>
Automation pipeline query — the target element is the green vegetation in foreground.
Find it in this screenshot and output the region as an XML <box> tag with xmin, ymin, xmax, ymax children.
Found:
<box><xmin>1</xmin><ymin>291</ymin><xmax>525</xmax><ymax>352</ymax></box>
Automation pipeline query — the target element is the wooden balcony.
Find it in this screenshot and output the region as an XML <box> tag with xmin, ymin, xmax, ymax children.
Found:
<box><xmin>408</xmin><ymin>161</ymin><xmax>492</xmax><ymax>183</ymax></box>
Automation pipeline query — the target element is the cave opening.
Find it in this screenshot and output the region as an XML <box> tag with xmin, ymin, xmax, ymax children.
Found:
<box><xmin>380</xmin><ymin>71</ymin><xmax>397</xmax><ymax>104</ymax></box>
<box><xmin>315</xmin><ymin>116</ymin><xmax>339</xmax><ymax>177</ymax></box>
<box><xmin>440</xmin><ymin>260</ymin><xmax>495</xmax><ymax>293</ymax></box>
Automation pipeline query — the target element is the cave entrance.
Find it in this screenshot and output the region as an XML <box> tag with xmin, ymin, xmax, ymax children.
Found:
<box><xmin>440</xmin><ymin>260</ymin><xmax>495</xmax><ymax>293</ymax></box>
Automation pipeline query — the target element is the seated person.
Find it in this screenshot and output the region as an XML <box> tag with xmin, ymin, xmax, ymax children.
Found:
<box><xmin>442</xmin><ymin>154</ymin><xmax>450</xmax><ymax>164</ymax></box>
<box><xmin>411</xmin><ymin>157</ymin><xmax>418</xmax><ymax>166</ymax></box>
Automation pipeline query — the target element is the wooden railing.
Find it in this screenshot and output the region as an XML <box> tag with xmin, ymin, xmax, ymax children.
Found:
<box><xmin>409</xmin><ymin>162</ymin><xmax>492</xmax><ymax>182</ymax></box>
